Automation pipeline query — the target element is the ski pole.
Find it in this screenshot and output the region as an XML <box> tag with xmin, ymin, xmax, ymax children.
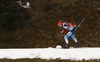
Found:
<box><xmin>76</xmin><ymin>8</ymin><xmax>95</xmax><ymax>30</ymax></box>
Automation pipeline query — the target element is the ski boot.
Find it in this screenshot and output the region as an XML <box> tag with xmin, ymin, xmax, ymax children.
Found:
<box><xmin>63</xmin><ymin>44</ymin><xmax>70</xmax><ymax>49</ymax></box>
<box><xmin>74</xmin><ymin>42</ymin><xmax>79</xmax><ymax>48</ymax></box>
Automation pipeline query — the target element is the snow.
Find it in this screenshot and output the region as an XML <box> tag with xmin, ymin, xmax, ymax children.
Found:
<box><xmin>17</xmin><ymin>0</ymin><xmax>30</xmax><ymax>8</ymax></box>
<box><xmin>22</xmin><ymin>2</ymin><xmax>30</xmax><ymax>8</ymax></box>
<box><xmin>0</xmin><ymin>46</ymin><xmax>100</xmax><ymax>60</ymax></box>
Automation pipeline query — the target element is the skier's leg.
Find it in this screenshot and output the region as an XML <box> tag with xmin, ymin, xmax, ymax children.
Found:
<box><xmin>64</xmin><ymin>34</ymin><xmax>70</xmax><ymax>48</ymax></box>
<box><xmin>71</xmin><ymin>34</ymin><xmax>79</xmax><ymax>47</ymax></box>
<box><xmin>71</xmin><ymin>34</ymin><xmax>78</xmax><ymax>43</ymax></box>
<box><xmin>64</xmin><ymin>34</ymin><xmax>70</xmax><ymax>44</ymax></box>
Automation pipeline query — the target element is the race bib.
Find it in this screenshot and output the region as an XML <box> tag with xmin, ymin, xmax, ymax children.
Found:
<box><xmin>67</xmin><ymin>31</ymin><xmax>72</xmax><ymax>36</ymax></box>
<box><xmin>68</xmin><ymin>25</ymin><xmax>74</xmax><ymax>30</ymax></box>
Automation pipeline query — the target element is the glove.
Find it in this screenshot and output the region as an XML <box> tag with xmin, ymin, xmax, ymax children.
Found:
<box><xmin>57</xmin><ymin>32</ymin><xmax>61</xmax><ymax>35</ymax></box>
<box><xmin>75</xmin><ymin>25</ymin><xmax>78</xmax><ymax>30</ymax></box>
<box><xmin>74</xmin><ymin>25</ymin><xmax>76</xmax><ymax>27</ymax></box>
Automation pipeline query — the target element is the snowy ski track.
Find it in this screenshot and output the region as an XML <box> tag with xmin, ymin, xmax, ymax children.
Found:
<box><xmin>0</xmin><ymin>47</ymin><xmax>100</xmax><ymax>60</ymax></box>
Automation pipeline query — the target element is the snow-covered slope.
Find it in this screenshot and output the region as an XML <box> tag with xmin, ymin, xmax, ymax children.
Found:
<box><xmin>0</xmin><ymin>47</ymin><xmax>100</xmax><ymax>60</ymax></box>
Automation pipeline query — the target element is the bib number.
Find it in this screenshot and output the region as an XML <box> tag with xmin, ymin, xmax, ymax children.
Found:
<box><xmin>67</xmin><ymin>32</ymin><xmax>72</xmax><ymax>36</ymax></box>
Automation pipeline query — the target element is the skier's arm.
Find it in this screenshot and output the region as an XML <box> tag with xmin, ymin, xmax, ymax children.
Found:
<box><xmin>58</xmin><ymin>28</ymin><xmax>65</xmax><ymax>35</ymax></box>
<box><xmin>68</xmin><ymin>23</ymin><xmax>76</xmax><ymax>27</ymax></box>
<box><xmin>61</xmin><ymin>28</ymin><xmax>65</xmax><ymax>33</ymax></box>
<box><xmin>58</xmin><ymin>28</ymin><xmax>65</xmax><ymax>34</ymax></box>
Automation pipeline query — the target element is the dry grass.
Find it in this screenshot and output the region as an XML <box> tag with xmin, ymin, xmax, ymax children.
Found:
<box><xmin>0</xmin><ymin>0</ymin><xmax>100</xmax><ymax>48</ymax></box>
<box><xmin>0</xmin><ymin>59</ymin><xmax>100</xmax><ymax>62</ymax></box>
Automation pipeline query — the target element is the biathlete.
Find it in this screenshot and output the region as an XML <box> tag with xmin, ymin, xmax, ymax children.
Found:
<box><xmin>57</xmin><ymin>21</ymin><xmax>79</xmax><ymax>48</ymax></box>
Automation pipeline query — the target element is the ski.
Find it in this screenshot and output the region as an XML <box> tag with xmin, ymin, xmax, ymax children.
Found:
<box><xmin>56</xmin><ymin>45</ymin><xmax>84</xmax><ymax>49</ymax></box>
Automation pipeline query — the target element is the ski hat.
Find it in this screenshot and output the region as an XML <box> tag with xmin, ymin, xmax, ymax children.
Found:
<box><xmin>57</xmin><ymin>21</ymin><xmax>62</xmax><ymax>24</ymax></box>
